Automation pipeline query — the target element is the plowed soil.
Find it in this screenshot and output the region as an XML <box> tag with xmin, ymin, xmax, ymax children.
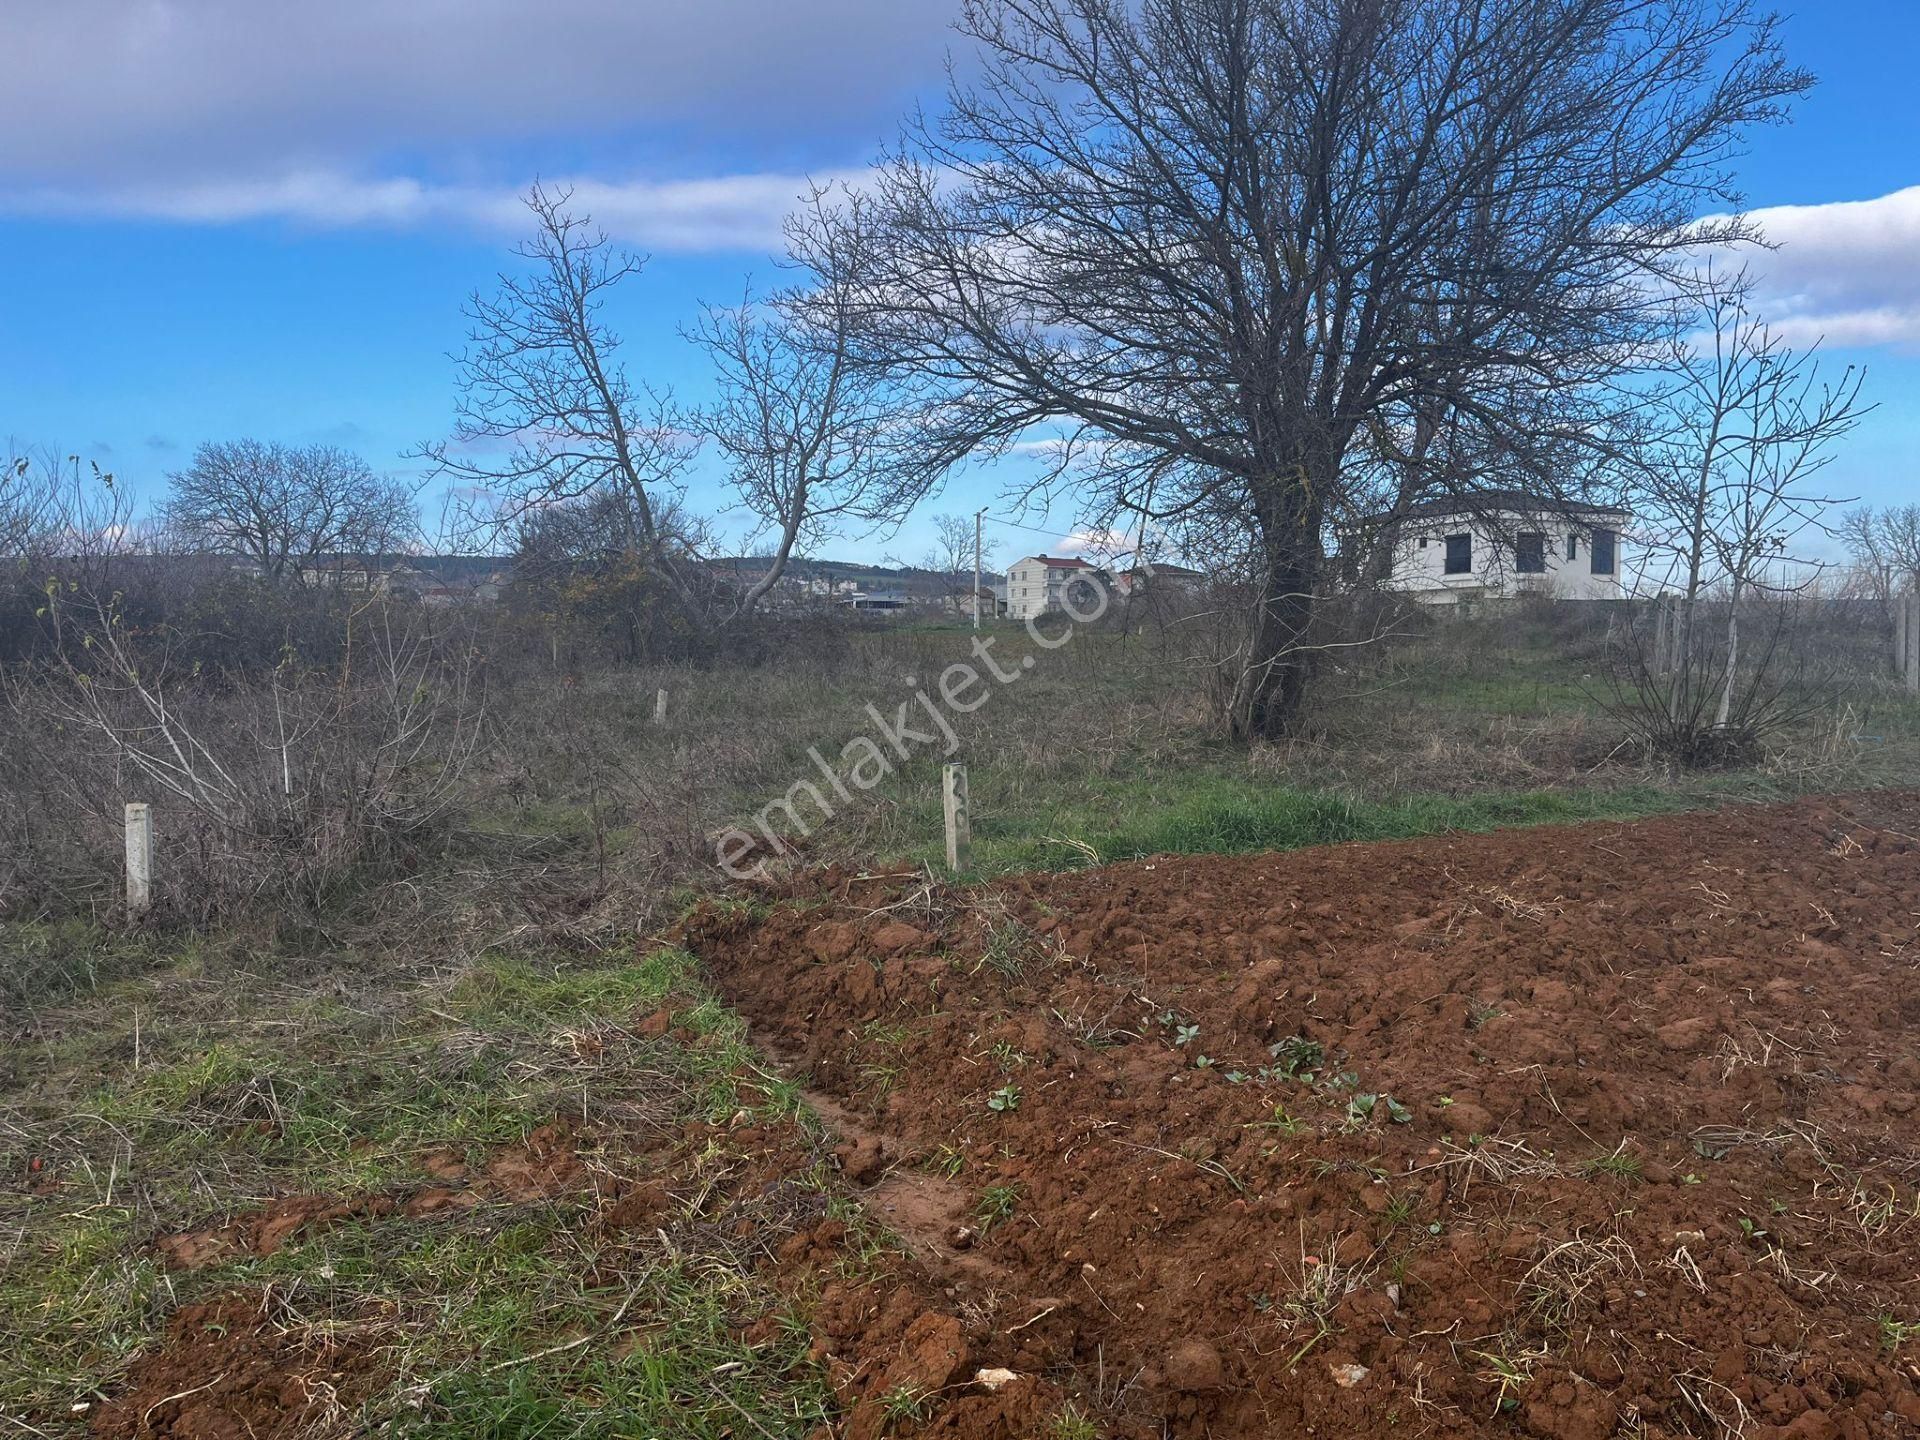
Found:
<box><xmin>684</xmin><ymin>793</ymin><xmax>1920</xmax><ymax>1440</ymax></box>
<box><xmin>89</xmin><ymin>1290</ymin><xmax>380</xmax><ymax>1439</ymax></box>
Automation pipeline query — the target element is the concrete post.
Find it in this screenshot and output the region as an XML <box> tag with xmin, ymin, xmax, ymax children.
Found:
<box><xmin>1908</xmin><ymin>594</ymin><xmax>1920</xmax><ymax>695</ymax></box>
<box><xmin>942</xmin><ymin>764</ymin><xmax>971</xmax><ymax>875</ymax></box>
<box><xmin>654</xmin><ymin>688</ymin><xmax>668</xmax><ymax>725</ymax></box>
<box><xmin>125</xmin><ymin>803</ymin><xmax>153</xmax><ymax>916</ymax></box>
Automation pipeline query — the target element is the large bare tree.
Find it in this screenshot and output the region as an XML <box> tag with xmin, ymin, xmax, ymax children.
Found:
<box><xmin>796</xmin><ymin>0</ymin><xmax>1808</xmax><ymax>738</ymax></box>
<box><xmin>164</xmin><ymin>439</ymin><xmax>418</xmax><ymax>580</ymax></box>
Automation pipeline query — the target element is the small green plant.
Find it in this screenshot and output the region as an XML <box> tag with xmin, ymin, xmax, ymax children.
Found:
<box><xmin>1581</xmin><ymin>1148</ymin><xmax>1643</xmax><ymax>1180</ymax></box>
<box><xmin>987</xmin><ymin>1084</ymin><xmax>1022</xmax><ymax>1113</ymax></box>
<box><xmin>1049</xmin><ymin>1403</ymin><xmax>1100</xmax><ymax>1440</ymax></box>
<box><xmin>879</xmin><ymin>1382</ymin><xmax>932</xmax><ymax>1424</ymax></box>
<box><xmin>1878</xmin><ymin>1316</ymin><xmax>1920</xmax><ymax>1352</ymax></box>
<box><xmin>1267</xmin><ymin>1034</ymin><xmax>1324</xmax><ymax>1080</ymax></box>
<box><xmin>927</xmin><ymin>1144</ymin><xmax>965</xmax><ymax>1179</ymax></box>
<box><xmin>1345</xmin><ymin>1092</ymin><xmax>1413</xmax><ymax>1127</ymax></box>
<box><xmin>1473</xmin><ymin>1349</ymin><xmax>1535</xmax><ymax>1416</ymax></box>
<box><xmin>1736</xmin><ymin>1217</ymin><xmax>1768</xmax><ymax>1245</ymax></box>
<box><xmin>1174</xmin><ymin>1022</ymin><xmax>1201</xmax><ymax>1047</ymax></box>
<box><xmin>986</xmin><ymin>1040</ymin><xmax>1028</xmax><ymax>1070</ymax></box>
<box><xmin>977</xmin><ymin>1183</ymin><xmax>1022</xmax><ymax>1232</ymax></box>
<box><xmin>979</xmin><ymin>920</ymin><xmax>1035</xmax><ymax>980</ymax></box>
<box><xmin>1467</xmin><ymin>1000</ymin><xmax>1504</xmax><ymax>1030</ymax></box>
<box><xmin>1383</xmin><ymin>1191</ymin><xmax>1419</xmax><ymax>1228</ymax></box>
<box><xmin>1247</xmin><ymin>1103</ymin><xmax>1306</xmax><ymax>1135</ymax></box>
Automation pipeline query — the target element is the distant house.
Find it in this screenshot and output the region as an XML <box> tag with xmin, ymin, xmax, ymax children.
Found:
<box><xmin>1110</xmin><ymin>561</ymin><xmax>1206</xmax><ymax>598</ymax></box>
<box><xmin>839</xmin><ymin>589</ymin><xmax>912</xmax><ymax>612</ymax></box>
<box><xmin>1005</xmin><ymin>555</ymin><xmax>1107</xmax><ymax>619</ymax></box>
<box><xmin>1368</xmin><ymin>492</ymin><xmax>1630</xmax><ymax>604</ymax></box>
<box><xmin>960</xmin><ymin>584</ymin><xmax>1007</xmax><ymax>621</ymax></box>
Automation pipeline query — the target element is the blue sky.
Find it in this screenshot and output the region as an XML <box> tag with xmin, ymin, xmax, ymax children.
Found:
<box><xmin>1</xmin><ymin>0</ymin><xmax>1915</xmax><ymax>564</ymax></box>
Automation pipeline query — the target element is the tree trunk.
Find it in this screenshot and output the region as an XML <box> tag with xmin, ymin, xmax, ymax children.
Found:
<box><xmin>1226</xmin><ymin>480</ymin><xmax>1324</xmax><ymax>741</ymax></box>
<box><xmin>1716</xmin><ymin>586</ymin><xmax>1740</xmax><ymax>729</ymax></box>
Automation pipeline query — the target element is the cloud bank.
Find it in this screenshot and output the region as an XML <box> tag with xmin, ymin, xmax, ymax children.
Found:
<box><xmin>0</xmin><ymin>0</ymin><xmax>949</xmax><ymax>253</ymax></box>
<box><xmin>0</xmin><ymin>2</ymin><xmax>1912</xmax><ymax>339</ymax></box>
<box><xmin>0</xmin><ymin>1</ymin><xmax>949</xmax><ymax>183</ymax></box>
<box><xmin>1736</xmin><ymin>186</ymin><xmax>1920</xmax><ymax>351</ymax></box>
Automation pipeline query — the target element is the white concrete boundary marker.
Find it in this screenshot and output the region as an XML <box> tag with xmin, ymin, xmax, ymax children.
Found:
<box><xmin>943</xmin><ymin>764</ymin><xmax>971</xmax><ymax>875</ymax></box>
<box><xmin>125</xmin><ymin>803</ymin><xmax>153</xmax><ymax>916</ymax></box>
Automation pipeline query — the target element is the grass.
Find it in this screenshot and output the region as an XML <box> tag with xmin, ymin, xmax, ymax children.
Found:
<box><xmin>1581</xmin><ymin>1147</ymin><xmax>1646</xmax><ymax>1181</ymax></box>
<box><xmin>0</xmin><ymin>938</ymin><xmax>843</xmax><ymax>1436</ymax></box>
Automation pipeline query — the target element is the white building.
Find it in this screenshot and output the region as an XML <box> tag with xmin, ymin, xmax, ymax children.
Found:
<box><xmin>1372</xmin><ymin>493</ymin><xmax>1630</xmax><ymax>605</ymax></box>
<box><xmin>1004</xmin><ymin>555</ymin><xmax>1107</xmax><ymax>619</ymax></box>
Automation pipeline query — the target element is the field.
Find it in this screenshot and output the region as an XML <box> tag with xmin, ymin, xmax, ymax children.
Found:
<box><xmin>690</xmin><ymin>793</ymin><xmax>1920</xmax><ymax>1439</ymax></box>
<box><xmin>4</xmin><ymin>612</ymin><xmax>1920</xmax><ymax>1439</ymax></box>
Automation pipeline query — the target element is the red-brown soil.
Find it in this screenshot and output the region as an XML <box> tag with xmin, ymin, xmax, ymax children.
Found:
<box><xmin>89</xmin><ymin>1289</ymin><xmax>380</xmax><ymax>1439</ymax></box>
<box><xmin>684</xmin><ymin>793</ymin><xmax>1920</xmax><ymax>1440</ymax></box>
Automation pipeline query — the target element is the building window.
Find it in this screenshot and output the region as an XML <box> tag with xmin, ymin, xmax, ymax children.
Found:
<box><xmin>1515</xmin><ymin>532</ymin><xmax>1546</xmax><ymax>574</ymax></box>
<box><xmin>1443</xmin><ymin>534</ymin><xmax>1472</xmax><ymax>575</ymax></box>
<box><xmin>1566</xmin><ymin>534</ymin><xmax>1578</xmax><ymax>561</ymax></box>
<box><xmin>1417</xmin><ymin>537</ymin><xmax>1428</xmax><ymax>549</ymax></box>
<box><xmin>1590</xmin><ymin>528</ymin><xmax>1617</xmax><ymax>576</ymax></box>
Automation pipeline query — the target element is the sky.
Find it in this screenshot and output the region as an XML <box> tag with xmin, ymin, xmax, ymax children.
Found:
<box><xmin>1</xmin><ymin>0</ymin><xmax>1916</xmax><ymax>566</ymax></box>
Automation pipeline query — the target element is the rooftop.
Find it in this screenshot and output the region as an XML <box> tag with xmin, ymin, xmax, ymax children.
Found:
<box><xmin>1363</xmin><ymin>489</ymin><xmax>1631</xmax><ymax>524</ymax></box>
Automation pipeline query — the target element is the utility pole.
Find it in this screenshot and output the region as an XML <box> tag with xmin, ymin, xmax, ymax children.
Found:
<box><xmin>973</xmin><ymin>507</ymin><xmax>988</xmax><ymax>631</ymax></box>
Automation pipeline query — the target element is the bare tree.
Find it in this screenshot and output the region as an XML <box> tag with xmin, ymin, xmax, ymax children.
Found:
<box><xmin>1839</xmin><ymin>504</ymin><xmax>1920</xmax><ymax>611</ymax></box>
<box><xmin>1633</xmin><ymin>271</ymin><xmax>1868</xmax><ymax>726</ymax></box>
<box><xmin>795</xmin><ymin>0</ymin><xmax>1807</xmax><ymax>738</ymax></box>
<box><xmin>920</xmin><ymin>513</ymin><xmax>1001</xmax><ymax>616</ymax></box>
<box><xmin>691</xmin><ymin>200</ymin><xmax>926</xmax><ymax>618</ymax></box>
<box><xmin>421</xmin><ymin>185</ymin><xmax>708</xmax><ymax>627</ymax></box>
<box><xmin>163</xmin><ymin>439</ymin><xmax>418</xmax><ymax>580</ymax></box>
<box><xmin>1</xmin><ymin>450</ymin><xmax>59</xmax><ymax>560</ymax></box>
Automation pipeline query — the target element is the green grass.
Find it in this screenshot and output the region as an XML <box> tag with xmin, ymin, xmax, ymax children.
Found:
<box><xmin>890</xmin><ymin>769</ymin><xmax>1703</xmax><ymax>877</ymax></box>
<box><xmin>0</xmin><ymin>935</ymin><xmax>842</xmax><ymax>1435</ymax></box>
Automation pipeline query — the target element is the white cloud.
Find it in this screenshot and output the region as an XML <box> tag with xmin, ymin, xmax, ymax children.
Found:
<box><xmin>1731</xmin><ymin>186</ymin><xmax>1920</xmax><ymax>351</ymax></box>
<box><xmin>0</xmin><ymin>168</ymin><xmax>871</xmax><ymax>254</ymax></box>
<box><xmin>0</xmin><ymin>1</ymin><xmax>951</xmax><ymax>253</ymax></box>
<box><xmin>0</xmin><ymin>2</ymin><xmax>951</xmax><ymax>186</ymax></box>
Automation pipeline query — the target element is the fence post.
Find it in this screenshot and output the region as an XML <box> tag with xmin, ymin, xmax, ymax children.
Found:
<box><xmin>1651</xmin><ymin>597</ymin><xmax>1669</xmax><ymax>674</ymax></box>
<box><xmin>942</xmin><ymin>764</ymin><xmax>971</xmax><ymax>875</ymax></box>
<box><xmin>125</xmin><ymin>803</ymin><xmax>153</xmax><ymax>917</ymax></box>
<box><xmin>1897</xmin><ymin>595</ymin><xmax>1909</xmax><ymax>683</ymax></box>
<box><xmin>654</xmin><ymin>688</ymin><xmax>668</xmax><ymax>725</ymax></box>
<box><xmin>1908</xmin><ymin>594</ymin><xmax>1920</xmax><ymax>695</ymax></box>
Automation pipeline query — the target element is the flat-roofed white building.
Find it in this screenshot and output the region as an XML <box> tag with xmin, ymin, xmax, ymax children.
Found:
<box><xmin>1370</xmin><ymin>492</ymin><xmax>1631</xmax><ymax>604</ymax></box>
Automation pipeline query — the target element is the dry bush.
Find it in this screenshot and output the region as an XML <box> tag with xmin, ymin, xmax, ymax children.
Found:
<box><xmin>4</xmin><ymin>597</ymin><xmax>485</xmax><ymax>926</ymax></box>
<box><xmin>1599</xmin><ymin>598</ymin><xmax>1848</xmax><ymax>769</ymax></box>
